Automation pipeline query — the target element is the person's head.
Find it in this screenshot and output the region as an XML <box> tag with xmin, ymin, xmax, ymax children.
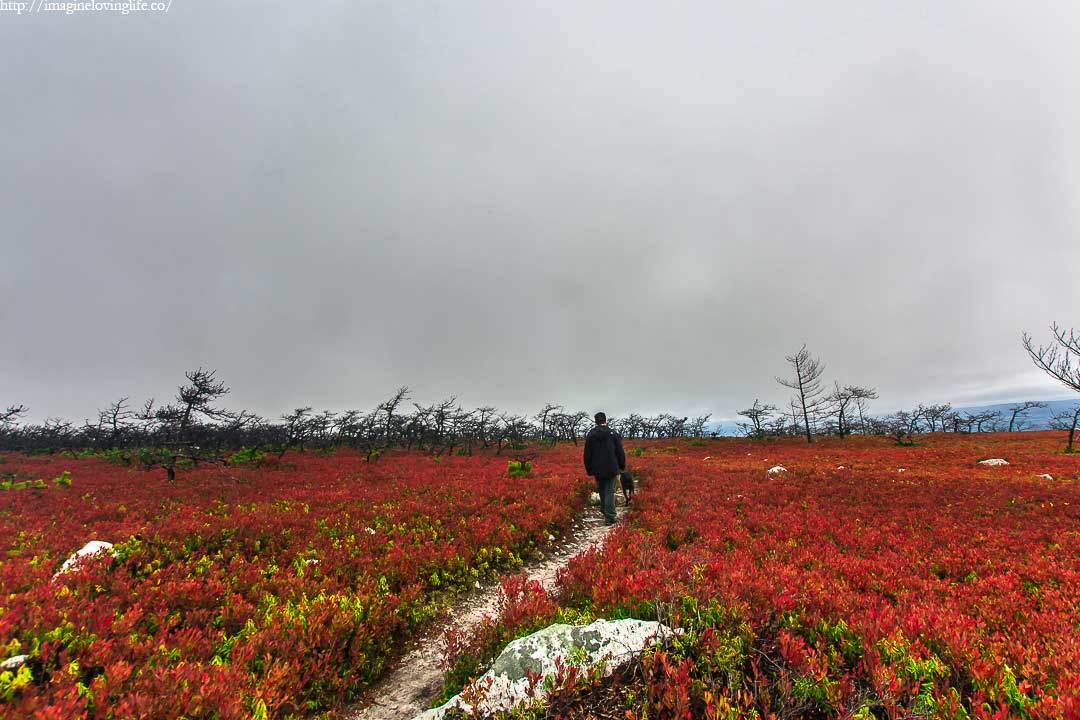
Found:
<box><xmin>594</xmin><ymin>412</ymin><xmax>607</xmax><ymax>425</ymax></box>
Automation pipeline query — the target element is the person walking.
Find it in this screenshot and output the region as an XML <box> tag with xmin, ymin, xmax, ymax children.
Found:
<box><xmin>583</xmin><ymin>412</ymin><xmax>625</xmax><ymax>525</ymax></box>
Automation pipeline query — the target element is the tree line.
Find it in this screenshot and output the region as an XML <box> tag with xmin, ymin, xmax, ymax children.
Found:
<box><xmin>0</xmin><ymin>371</ymin><xmax>714</xmax><ymax>479</ymax></box>
<box><xmin>4</xmin><ymin>323</ymin><xmax>1078</xmax><ymax>474</ymax></box>
<box><xmin>738</xmin><ymin>325</ymin><xmax>1080</xmax><ymax>449</ymax></box>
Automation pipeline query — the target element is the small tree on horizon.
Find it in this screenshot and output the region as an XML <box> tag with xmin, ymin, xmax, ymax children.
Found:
<box><xmin>826</xmin><ymin>383</ymin><xmax>878</xmax><ymax>439</ymax></box>
<box><xmin>777</xmin><ymin>345</ymin><xmax>827</xmax><ymax>444</ymax></box>
<box><xmin>738</xmin><ymin>399</ymin><xmax>778</xmax><ymax>438</ymax></box>
<box><xmin>1049</xmin><ymin>405</ymin><xmax>1080</xmax><ymax>452</ymax></box>
<box><xmin>1007</xmin><ymin>400</ymin><xmax>1048</xmax><ymax>432</ymax></box>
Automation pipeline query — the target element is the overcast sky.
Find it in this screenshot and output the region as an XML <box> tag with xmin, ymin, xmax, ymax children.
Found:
<box><xmin>2</xmin><ymin>0</ymin><xmax>1079</xmax><ymax>424</ymax></box>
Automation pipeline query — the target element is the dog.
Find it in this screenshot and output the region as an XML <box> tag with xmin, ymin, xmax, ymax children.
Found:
<box><xmin>620</xmin><ymin>469</ymin><xmax>635</xmax><ymax>505</ymax></box>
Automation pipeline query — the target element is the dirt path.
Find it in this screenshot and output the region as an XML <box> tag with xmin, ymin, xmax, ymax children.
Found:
<box><xmin>347</xmin><ymin>502</ymin><xmax>622</xmax><ymax>720</ymax></box>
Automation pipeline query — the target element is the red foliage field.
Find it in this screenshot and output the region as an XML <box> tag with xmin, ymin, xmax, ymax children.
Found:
<box><xmin>0</xmin><ymin>448</ymin><xmax>589</xmax><ymax>718</ymax></box>
<box><xmin>3</xmin><ymin>433</ymin><xmax>1079</xmax><ymax>719</ymax></box>
<box><xmin>550</xmin><ymin>433</ymin><xmax>1080</xmax><ymax>718</ymax></box>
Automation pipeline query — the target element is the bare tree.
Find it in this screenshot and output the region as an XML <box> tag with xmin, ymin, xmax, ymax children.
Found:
<box><xmin>688</xmin><ymin>414</ymin><xmax>712</xmax><ymax>438</ymax></box>
<box><xmin>1050</xmin><ymin>404</ymin><xmax>1080</xmax><ymax>452</ymax></box>
<box><xmin>826</xmin><ymin>383</ymin><xmax>878</xmax><ymax>439</ymax></box>
<box><xmin>281</xmin><ymin>407</ymin><xmax>315</xmax><ymax>454</ymax></box>
<box><xmin>884</xmin><ymin>411</ymin><xmax>915</xmax><ymax>445</ymax></box>
<box><xmin>534</xmin><ymin>403</ymin><xmax>562</xmax><ymax>445</ymax></box>
<box><xmin>921</xmin><ymin>403</ymin><xmax>953</xmax><ymax>433</ymax></box>
<box><xmin>1024</xmin><ymin>324</ymin><xmax>1080</xmax><ymax>394</ymax></box>
<box><xmin>737</xmin><ymin>399</ymin><xmax>777</xmax><ymax>438</ymax></box>
<box><xmin>474</xmin><ymin>406</ymin><xmax>497</xmax><ymax>448</ymax></box>
<box><xmin>777</xmin><ymin>345</ymin><xmax>827</xmax><ymax>444</ymax></box>
<box><xmin>1</xmin><ymin>404</ymin><xmax>28</xmax><ymax>428</ymax></box>
<box><xmin>97</xmin><ymin>397</ymin><xmax>135</xmax><ymax>449</ymax></box>
<box><xmin>1007</xmin><ymin>400</ymin><xmax>1048</xmax><ymax>432</ymax></box>
<box><xmin>379</xmin><ymin>386</ymin><xmax>410</xmax><ymax>444</ymax></box>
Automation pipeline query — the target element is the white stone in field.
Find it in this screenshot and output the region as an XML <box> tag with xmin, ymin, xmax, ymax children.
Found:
<box><xmin>897</xmin><ymin>468</ymin><xmax>906</xmax><ymax>473</ymax></box>
<box><xmin>589</xmin><ymin>491</ymin><xmax>601</xmax><ymax>506</ymax></box>
<box><xmin>978</xmin><ymin>458</ymin><xmax>1009</xmax><ymax>467</ymax></box>
<box><xmin>0</xmin><ymin>655</ymin><xmax>27</xmax><ymax>670</ymax></box>
<box><xmin>414</xmin><ymin>619</ymin><xmax>677</xmax><ymax>720</ymax></box>
<box><xmin>54</xmin><ymin>540</ymin><xmax>115</xmax><ymax>578</ymax></box>
<box><xmin>547</xmin><ymin>534</ymin><xmax>555</xmax><ymax>542</ymax></box>
<box><xmin>1039</xmin><ymin>474</ymin><xmax>1053</xmax><ymax>480</ymax></box>
<box><xmin>766</xmin><ymin>466</ymin><xmax>787</xmax><ymax>475</ymax></box>
<box><xmin>836</xmin><ymin>466</ymin><xmax>845</xmax><ymax>470</ymax></box>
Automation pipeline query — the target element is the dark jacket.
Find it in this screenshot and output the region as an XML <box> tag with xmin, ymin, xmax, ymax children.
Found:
<box><xmin>583</xmin><ymin>424</ymin><xmax>625</xmax><ymax>478</ymax></box>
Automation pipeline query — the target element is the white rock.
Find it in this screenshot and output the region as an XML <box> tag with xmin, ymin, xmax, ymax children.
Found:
<box><xmin>703</xmin><ymin>456</ymin><xmax>711</xmax><ymax>460</ymax></box>
<box><xmin>766</xmin><ymin>466</ymin><xmax>787</xmax><ymax>475</ymax></box>
<box><xmin>836</xmin><ymin>466</ymin><xmax>845</xmax><ymax>470</ymax></box>
<box><xmin>54</xmin><ymin>541</ymin><xmax>115</xmax><ymax>578</ymax></box>
<box><xmin>897</xmin><ymin>468</ymin><xmax>906</xmax><ymax>473</ymax></box>
<box><xmin>547</xmin><ymin>534</ymin><xmax>555</xmax><ymax>542</ymax></box>
<box><xmin>0</xmin><ymin>655</ymin><xmax>28</xmax><ymax>670</ymax></box>
<box><xmin>1039</xmin><ymin>474</ymin><xmax>1054</xmax><ymax>480</ymax></box>
<box><xmin>978</xmin><ymin>458</ymin><xmax>1009</xmax><ymax>467</ymax></box>
<box><xmin>589</xmin><ymin>492</ymin><xmax>601</xmax><ymax>506</ymax></box>
<box><xmin>415</xmin><ymin>619</ymin><xmax>677</xmax><ymax>720</ymax></box>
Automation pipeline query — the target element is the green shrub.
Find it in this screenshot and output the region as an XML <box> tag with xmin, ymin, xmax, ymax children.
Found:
<box><xmin>53</xmin><ymin>470</ymin><xmax>72</xmax><ymax>487</ymax></box>
<box><xmin>508</xmin><ymin>460</ymin><xmax>533</xmax><ymax>478</ymax></box>
<box><xmin>227</xmin><ymin>447</ymin><xmax>266</xmax><ymax>466</ymax></box>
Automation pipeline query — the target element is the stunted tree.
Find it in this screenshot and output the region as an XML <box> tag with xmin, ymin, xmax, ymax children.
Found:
<box><xmin>738</xmin><ymin>399</ymin><xmax>777</xmax><ymax>438</ymax></box>
<box><xmin>688</xmin><ymin>414</ymin><xmax>712</xmax><ymax>438</ymax></box>
<box><xmin>827</xmin><ymin>383</ymin><xmax>878</xmax><ymax>439</ymax></box>
<box><xmin>886</xmin><ymin>411</ymin><xmax>915</xmax><ymax>445</ymax></box>
<box><xmin>777</xmin><ymin>345</ymin><xmax>827</xmax><ymax>444</ymax></box>
<box><xmin>1007</xmin><ymin>400</ymin><xmax>1048</xmax><ymax>432</ymax></box>
<box><xmin>534</xmin><ymin>403</ymin><xmax>562</xmax><ymax>445</ymax></box>
<box><xmin>281</xmin><ymin>407</ymin><xmax>315</xmax><ymax>453</ymax></box>
<box><xmin>379</xmin><ymin>386</ymin><xmax>410</xmax><ymax>444</ymax></box>
<box><xmin>1024</xmin><ymin>324</ymin><xmax>1080</xmax><ymax>394</ymax></box>
<box><xmin>1</xmin><ymin>404</ymin><xmax>28</xmax><ymax>428</ymax></box>
<box><xmin>475</xmin><ymin>406</ymin><xmax>497</xmax><ymax>448</ymax></box>
<box><xmin>154</xmin><ymin>368</ymin><xmax>235</xmax><ymax>442</ymax></box>
<box><xmin>1050</xmin><ymin>404</ymin><xmax>1080</xmax><ymax>452</ymax></box>
<box><xmin>921</xmin><ymin>403</ymin><xmax>953</xmax><ymax>433</ymax></box>
<box><xmin>141</xmin><ymin>368</ymin><xmax>236</xmax><ymax>480</ymax></box>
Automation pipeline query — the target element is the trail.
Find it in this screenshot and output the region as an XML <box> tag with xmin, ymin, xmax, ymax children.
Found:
<box><xmin>347</xmin><ymin>502</ymin><xmax>623</xmax><ymax>720</ymax></box>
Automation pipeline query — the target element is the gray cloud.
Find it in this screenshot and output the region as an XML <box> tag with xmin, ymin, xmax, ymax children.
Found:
<box><xmin>3</xmin><ymin>1</ymin><xmax>1079</xmax><ymax>423</ymax></box>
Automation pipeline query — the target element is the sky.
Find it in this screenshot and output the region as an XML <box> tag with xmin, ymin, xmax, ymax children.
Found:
<box><xmin>2</xmin><ymin>0</ymin><xmax>1079</xmax><ymax>424</ymax></box>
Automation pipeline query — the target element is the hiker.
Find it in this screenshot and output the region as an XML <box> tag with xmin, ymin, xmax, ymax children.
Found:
<box><xmin>583</xmin><ymin>412</ymin><xmax>625</xmax><ymax>525</ymax></box>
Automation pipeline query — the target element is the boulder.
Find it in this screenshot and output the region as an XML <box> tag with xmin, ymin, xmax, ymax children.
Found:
<box><xmin>1039</xmin><ymin>474</ymin><xmax>1054</xmax><ymax>480</ymax></box>
<box><xmin>0</xmin><ymin>655</ymin><xmax>27</xmax><ymax>671</ymax></box>
<box><xmin>978</xmin><ymin>458</ymin><xmax>1009</xmax><ymax>467</ymax></box>
<box><xmin>766</xmin><ymin>466</ymin><xmax>787</xmax><ymax>475</ymax></box>
<box><xmin>54</xmin><ymin>540</ymin><xmax>115</xmax><ymax>579</ymax></box>
<box><xmin>415</xmin><ymin>619</ymin><xmax>676</xmax><ymax>719</ymax></box>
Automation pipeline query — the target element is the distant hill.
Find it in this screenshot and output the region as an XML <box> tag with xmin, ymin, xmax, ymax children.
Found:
<box><xmin>951</xmin><ymin>398</ymin><xmax>1079</xmax><ymax>430</ymax></box>
<box><xmin>706</xmin><ymin>397</ymin><xmax>1080</xmax><ymax>436</ymax></box>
